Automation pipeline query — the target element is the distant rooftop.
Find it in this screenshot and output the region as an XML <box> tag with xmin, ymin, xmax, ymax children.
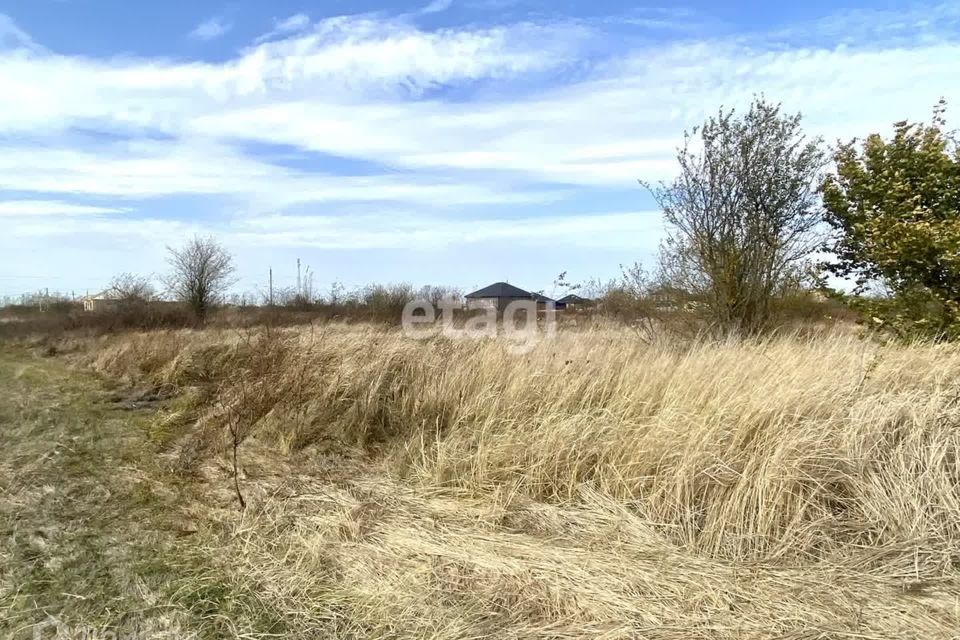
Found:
<box><xmin>530</xmin><ymin>292</ymin><xmax>556</xmax><ymax>303</ymax></box>
<box><xmin>465</xmin><ymin>282</ymin><xmax>533</xmax><ymax>299</ymax></box>
<box><xmin>465</xmin><ymin>282</ymin><xmax>557</xmax><ymax>303</ymax></box>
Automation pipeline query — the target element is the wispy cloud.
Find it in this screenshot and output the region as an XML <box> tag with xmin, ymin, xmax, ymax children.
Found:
<box><xmin>0</xmin><ymin>5</ymin><xmax>958</xmax><ymax>262</ymax></box>
<box><xmin>0</xmin><ymin>13</ymin><xmax>40</xmax><ymax>51</ymax></box>
<box><xmin>463</xmin><ymin>0</ymin><xmax>522</xmax><ymax>9</ymax></box>
<box><xmin>768</xmin><ymin>2</ymin><xmax>960</xmax><ymax>46</ymax></box>
<box><xmin>189</xmin><ymin>16</ymin><xmax>231</xmax><ymax>41</ymax></box>
<box><xmin>420</xmin><ymin>0</ymin><xmax>454</xmax><ymax>15</ymax></box>
<box><xmin>6</xmin><ymin>208</ymin><xmax>662</xmax><ymax>254</ymax></box>
<box><xmin>275</xmin><ymin>13</ymin><xmax>310</xmax><ymax>32</ymax></box>
<box><xmin>0</xmin><ymin>15</ymin><xmax>590</xmax><ymax>133</ymax></box>
<box><xmin>0</xmin><ymin>140</ymin><xmax>565</xmax><ymax>208</ymax></box>
<box><xmin>254</xmin><ymin>13</ymin><xmax>311</xmax><ymax>43</ymax></box>
<box><xmin>230</xmin><ymin>210</ymin><xmax>663</xmax><ymax>250</ymax></box>
<box><xmin>0</xmin><ymin>200</ymin><xmax>129</xmax><ymax>217</ymax></box>
<box><xmin>610</xmin><ymin>6</ymin><xmax>722</xmax><ymax>33</ymax></box>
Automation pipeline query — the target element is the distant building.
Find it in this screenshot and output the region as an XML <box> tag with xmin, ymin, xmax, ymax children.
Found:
<box><xmin>556</xmin><ymin>294</ymin><xmax>593</xmax><ymax>310</ymax></box>
<box><xmin>82</xmin><ymin>290</ymin><xmax>120</xmax><ymax>312</ymax></box>
<box><xmin>465</xmin><ymin>282</ymin><xmax>556</xmax><ymax>312</ymax></box>
<box><xmin>647</xmin><ymin>285</ymin><xmax>697</xmax><ymax>312</ymax></box>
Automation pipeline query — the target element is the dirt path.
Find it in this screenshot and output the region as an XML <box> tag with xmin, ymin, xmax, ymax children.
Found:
<box><xmin>0</xmin><ymin>346</ymin><xmax>285</xmax><ymax>639</ymax></box>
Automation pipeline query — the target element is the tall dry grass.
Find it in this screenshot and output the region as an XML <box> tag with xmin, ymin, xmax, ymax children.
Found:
<box><xmin>69</xmin><ymin>323</ymin><xmax>960</xmax><ymax>637</ymax></box>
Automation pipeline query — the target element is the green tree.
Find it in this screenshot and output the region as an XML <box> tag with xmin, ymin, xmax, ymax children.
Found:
<box><xmin>821</xmin><ymin>101</ymin><xmax>960</xmax><ymax>340</ymax></box>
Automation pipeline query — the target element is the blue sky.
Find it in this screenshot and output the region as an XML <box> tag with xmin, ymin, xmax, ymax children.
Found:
<box><xmin>1</xmin><ymin>0</ymin><xmax>958</xmax><ymax>300</ymax></box>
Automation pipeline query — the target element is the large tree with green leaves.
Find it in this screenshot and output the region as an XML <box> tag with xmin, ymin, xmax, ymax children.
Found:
<box><xmin>821</xmin><ymin>101</ymin><xmax>960</xmax><ymax>340</ymax></box>
<box><xmin>647</xmin><ymin>98</ymin><xmax>826</xmax><ymax>335</ymax></box>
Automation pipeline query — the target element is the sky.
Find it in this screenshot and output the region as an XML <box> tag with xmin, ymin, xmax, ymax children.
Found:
<box><xmin>1</xmin><ymin>0</ymin><xmax>958</xmax><ymax>300</ymax></box>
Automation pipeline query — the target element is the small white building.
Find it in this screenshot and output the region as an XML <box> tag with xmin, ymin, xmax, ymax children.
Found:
<box><xmin>82</xmin><ymin>290</ymin><xmax>120</xmax><ymax>312</ymax></box>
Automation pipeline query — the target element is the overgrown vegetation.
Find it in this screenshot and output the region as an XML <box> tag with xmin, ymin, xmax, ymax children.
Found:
<box><xmin>9</xmin><ymin>323</ymin><xmax>952</xmax><ymax>638</ymax></box>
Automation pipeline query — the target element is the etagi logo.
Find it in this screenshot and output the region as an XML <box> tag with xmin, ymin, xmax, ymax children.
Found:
<box><xmin>402</xmin><ymin>297</ymin><xmax>556</xmax><ymax>355</ymax></box>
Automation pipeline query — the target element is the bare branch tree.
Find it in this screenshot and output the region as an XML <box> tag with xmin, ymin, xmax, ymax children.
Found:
<box><xmin>108</xmin><ymin>273</ymin><xmax>155</xmax><ymax>305</ymax></box>
<box><xmin>164</xmin><ymin>236</ymin><xmax>236</xmax><ymax>323</ymax></box>
<box><xmin>645</xmin><ymin>97</ymin><xmax>826</xmax><ymax>335</ymax></box>
<box><xmin>417</xmin><ymin>285</ymin><xmax>463</xmax><ymax>308</ymax></box>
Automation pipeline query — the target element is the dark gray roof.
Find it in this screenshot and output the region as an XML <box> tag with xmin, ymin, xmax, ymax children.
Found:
<box><xmin>530</xmin><ymin>292</ymin><xmax>556</xmax><ymax>303</ymax></box>
<box><xmin>557</xmin><ymin>294</ymin><xmax>592</xmax><ymax>304</ymax></box>
<box><xmin>465</xmin><ymin>282</ymin><xmax>533</xmax><ymax>299</ymax></box>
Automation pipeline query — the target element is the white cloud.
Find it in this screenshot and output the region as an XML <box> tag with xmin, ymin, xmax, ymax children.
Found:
<box><xmin>608</xmin><ymin>6</ymin><xmax>715</xmax><ymax>32</ymax></box>
<box><xmin>275</xmin><ymin>13</ymin><xmax>311</xmax><ymax>33</ymax></box>
<box><xmin>421</xmin><ymin>0</ymin><xmax>454</xmax><ymax>15</ymax></box>
<box><xmin>180</xmin><ymin>38</ymin><xmax>959</xmax><ymax>186</ymax></box>
<box><xmin>254</xmin><ymin>13</ymin><xmax>312</xmax><ymax>43</ymax></box>
<box><xmin>189</xmin><ymin>16</ymin><xmax>231</xmax><ymax>41</ymax></box>
<box><xmin>0</xmin><ymin>15</ymin><xmax>591</xmax><ymax>209</ymax></box>
<box><xmin>0</xmin><ymin>200</ymin><xmax>129</xmax><ymax>216</ymax></box>
<box><xmin>0</xmin><ymin>6</ymin><xmax>958</xmax><ymax>255</ymax></box>
<box><xmin>8</xmin><ymin>11</ymin><xmax>947</xmax><ymax>194</ymax></box>
<box><xmin>4</xmin><ymin>215</ymin><xmax>195</xmax><ymax>241</ymax></box>
<box><xmin>0</xmin><ymin>140</ymin><xmax>563</xmax><ymax>208</ymax></box>
<box><xmin>232</xmin><ymin>210</ymin><xmax>663</xmax><ymax>250</ymax></box>
<box><xmin>9</xmin><ymin>209</ymin><xmax>658</xmax><ymax>252</ymax></box>
<box><xmin>0</xmin><ymin>13</ymin><xmax>40</xmax><ymax>51</ymax></box>
<box><xmin>0</xmin><ymin>16</ymin><xmax>586</xmax><ymax>136</ymax></box>
<box><xmin>239</xmin><ymin>16</ymin><xmax>587</xmax><ymax>92</ymax></box>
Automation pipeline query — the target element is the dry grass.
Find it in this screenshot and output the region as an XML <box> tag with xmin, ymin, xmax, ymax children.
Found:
<box><xmin>57</xmin><ymin>323</ymin><xmax>960</xmax><ymax>637</ymax></box>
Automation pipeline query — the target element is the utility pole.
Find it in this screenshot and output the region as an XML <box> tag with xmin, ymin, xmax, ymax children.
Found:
<box><xmin>296</xmin><ymin>258</ymin><xmax>301</xmax><ymax>295</ymax></box>
<box><xmin>269</xmin><ymin>267</ymin><xmax>274</xmax><ymax>306</ymax></box>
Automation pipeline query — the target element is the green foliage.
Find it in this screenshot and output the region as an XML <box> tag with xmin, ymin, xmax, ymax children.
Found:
<box><xmin>821</xmin><ymin>100</ymin><xmax>960</xmax><ymax>340</ymax></box>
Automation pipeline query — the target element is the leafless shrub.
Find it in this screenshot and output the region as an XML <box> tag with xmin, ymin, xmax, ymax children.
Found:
<box><xmin>646</xmin><ymin>97</ymin><xmax>826</xmax><ymax>336</ymax></box>
<box><xmin>108</xmin><ymin>272</ymin><xmax>156</xmax><ymax>305</ymax></box>
<box><xmin>164</xmin><ymin>236</ymin><xmax>236</xmax><ymax>323</ymax></box>
<box><xmin>417</xmin><ymin>285</ymin><xmax>463</xmax><ymax>308</ymax></box>
<box><xmin>359</xmin><ymin>283</ymin><xmax>416</xmax><ymax>322</ymax></box>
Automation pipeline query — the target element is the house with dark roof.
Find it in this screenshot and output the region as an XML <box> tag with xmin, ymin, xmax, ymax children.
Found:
<box><xmin>465</xmin><ymin>282</ymin><xmax>555</xmax><ymax>312</ymax></box>
<box><xmin>556</xmin><ymin>294</ymin><xmax>593</xmax><ymax>310</ymax></box>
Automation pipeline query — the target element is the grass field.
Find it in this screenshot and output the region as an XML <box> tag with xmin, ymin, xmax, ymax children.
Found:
<box><xmin>3</xmin><ymin>324</ymin><xmax>960</xmax><ymax>638</ymax></box>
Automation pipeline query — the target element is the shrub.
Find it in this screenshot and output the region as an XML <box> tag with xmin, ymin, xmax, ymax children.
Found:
<box><xmin>821</xmin><ymin>100</ymin><xmax>960</xmax><ymax>340</ymax></box>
